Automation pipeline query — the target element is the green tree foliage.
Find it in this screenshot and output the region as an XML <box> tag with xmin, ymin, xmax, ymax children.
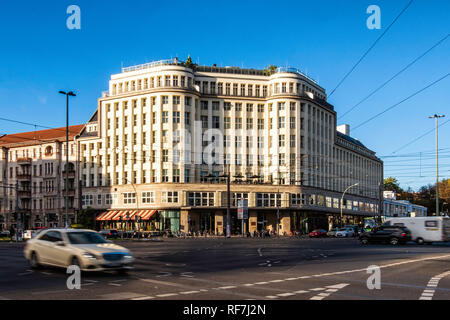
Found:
<box><xmin>77</xmin><ymin>208</ymin><xmax>97</xmax><ymax>229</ymax></box>
<box><xmin>384</xmin><ymin>177</ymin><xmax>403</xmax><ymax>194</ymax></box>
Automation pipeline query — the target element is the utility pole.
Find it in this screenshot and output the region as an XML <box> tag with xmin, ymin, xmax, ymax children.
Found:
<box><xmin>429</xmin><ymin>114</ymin><xmax>445</xmax><ymax>215</ymax></box>
<box><xmin>15</xmin><ymin>182</ymin><xmax>19</xmax><ymax>242</ymax></box>
<box><xmin>340</xmin><ymin>183</ymin><xmax>359</xmax><ymax>227</ymax></box>
<box><xmin>59</xmin><ymin>91</ymin><xmax>76</xmax><ymax>228</ymax></box>
<box><xmin>226</xmin><ymin>164</ymin><xmax>231</xmax><ymax>238</ymax></box>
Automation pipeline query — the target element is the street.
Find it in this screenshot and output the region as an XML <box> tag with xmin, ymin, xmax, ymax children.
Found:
<box><xmin>1</xmin><ymin>237</ymin><xmax>450</xmax><ymax>300</ymax></box>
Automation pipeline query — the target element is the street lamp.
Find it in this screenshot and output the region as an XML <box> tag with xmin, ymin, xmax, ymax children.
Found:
<box><xmin>59</xmin><ymin>90</ymin><xmax>76</xmax><ymax>228</ymax></box>
<box><xmin>428</xmin><ymin>114</ymin><xmax>445</xmax><ymax>215</ymax></box>
<box><xmin>340</xmin><ymin>183</ymin><xmax>359</xmax><ymax>227</ymax></box>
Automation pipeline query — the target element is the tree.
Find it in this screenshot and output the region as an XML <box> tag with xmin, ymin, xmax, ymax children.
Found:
<box><xmin>185</xmin><ymin>55</ymin><xmax>193</xmax><ymax>68</ymax></box>
<box><xmin>77</xmin><ymin>207</ymin><xmax>97</xmax><ymax>229</ymax></box>
<box><xmin>384</xmin><ymin>177</ymin><xmax>403</xmax><ymax>194</ymax></box>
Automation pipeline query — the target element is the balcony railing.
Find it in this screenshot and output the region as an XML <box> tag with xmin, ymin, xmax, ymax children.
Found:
<box><xmin>17</xmin><ymin>158</ymin><xmax>32</xmax><ymax>165</ymax></box>
<box><xmin>16</xmin><ymin>173</ymin><xmax>31</xmax><ymax>180</ymax></box>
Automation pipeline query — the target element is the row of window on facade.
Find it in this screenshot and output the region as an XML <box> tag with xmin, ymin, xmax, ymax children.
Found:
<box><xmin>110</xmin><ymin>75</ymin><xmax>325</xmax><ymax>100</ymax></box>
<box><xmin>383</xmin><ymin>202</ymin><xmax>426</xmax><ymax>217</ymax></box>
<box><xmin>7</xmin><ymin>144</ymin><xmax>75</xmax><ymax>162</ymax></box>
<box><xmin>81</xmin><ymin>191</ymin><xmax>377</xmax><ymax>213</ymax></box>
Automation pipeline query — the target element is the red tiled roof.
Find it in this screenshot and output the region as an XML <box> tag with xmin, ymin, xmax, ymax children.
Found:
<box><xmin>0</xmin><ymin>124</ymin><xmax>84</xmax><ymax>147</ymax></box>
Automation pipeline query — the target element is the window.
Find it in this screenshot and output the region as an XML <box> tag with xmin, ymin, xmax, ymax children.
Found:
<box><xmin>224</xmin><ymin>117</ymin><xmax>231</xmax><ymax>129</ymax></box>
<box><xmin>278</xmin><ymin>134</ymin><xmax>286</xmax><ymax>148</ymax></box>
<box><xmin>185</xmin><ymin>96</ymin><xmax>191</xmax><ymax>106</ymax></box>
<box><xmin>162</xmin><ymin>111</ymin><xmax>168</xmax><ymax>123</ymax></box>
<box><xmin>224</xmin><ymin>102</ymin><xmax>231</xmax><ymax>111</ymax></box>
<box><xmin>141</xmin><ymin>192</ymin><xmax>155</xmax><ymax>204</ymax></box>
<box><xmin>123</xmin><ymin>192</ymin><xmax>136</xmax><ymax>204</ymax></box>
<box><xmin>290</xmin><ymin>193</ymin><xmax>305</xmax><ymax>206</ymax></box>
<box><xmin>187</xmin><ymin>192</ymin><xmax>215</xmax><ymax>206</ymax></box>
<box><xmin>279</xmin><ymin>117</ymin><xmax>285</xmax><ymax>129</ymax></box>
<box><xmin>82</xmin><ymin>194</ymin><xmax>93</xmax><ymax>206</ymax></box>
<box><xmin>247</xmin><ymin>118</ymin><xmax>253</xmax><ymax>129</ymax></box>
<box><xmin>173</xmin><ymin>96</ymin><xmax>180</xmax><ymax>105</ymax></box>
<box><xmin>257</xmin><ymin>104</ymin><xmax>264</xmax><ymax>113</ymax></box>
<box><xmin>201</xmin><ymin>101</ymin><xmax>208</xmax><ymax>110</ymax></box>
<box><xmin>257</xmin><ymin>119</ymin><xmax>264</xmax><ymax>130</ymax></box>
<box><xmin>162</xmin><ymin>150</ymin><xmax>168</xmax><ymax>162</ymax></box>
<box><xmin>246</xmin><ymin>104</ymin><xmax>253</xmax><ymax>112</ymax></box>
<box><xmin>425</xmin><ymin>221</ymin><xmax>438</xmax><ymax>228</ymax></box>
<box><xmin>162</xmin><ymin>96</ymin><xmax>168</xmax><ymax>104</ymax></box>
<box><xmin>97</xmin><ymin>194</ymin><xmax>102</xmax><ymax>205</ymax></box>
<box><xmin>105</xmin><ymin>193</ymin><xmax>118</xmax><ymax>205</ymax></box>
<box><xmin>162</xmin><ymin>191</ymin><xmax>179</xmax><ymax>203</ymax></box>
<box><xmin>235</xmin><ymin>103</ymin><xmax>242</xmax><ymax>112</ymax></box>
<box><xmin>212</xmin><ymin>101</ymin><xmax>220</xmax><ymax>110</ymax></box>
<box><xmin>256</xmin><ymin>193</ymin><xmax>281</xmax><ymax>207</ymax></box>
<box><xmin>173</xmin><ymin>111</ymin><xmax>180</xmax><ymax>123</ymax></box>
<box><xmin>235</xmin><ymin>118</ymin><xmax>242</xmax><ymax>129</ymax></box>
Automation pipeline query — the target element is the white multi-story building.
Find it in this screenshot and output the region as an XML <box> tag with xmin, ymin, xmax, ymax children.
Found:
<box><xmin>74</xmin><ymin>58</ymin><xmax>383</xmax><ymax>234</ymax></box>
<box><xmin>0</xmin><ymin>125</ymin><xmax>84</xmax><ymax>230</ymax></box>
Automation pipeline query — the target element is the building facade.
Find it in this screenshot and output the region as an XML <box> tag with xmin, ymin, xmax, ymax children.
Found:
<box><xmin>383</xmin><ymin>191</ymin><xmax>427</xmax><ymax>217</ymax></box>
<box><xmin>0</xmin><ymin>125</ymin><xmax>83</xmax><ymax>230</ymax></box>
<box><xmin>77</xmin><ymin>58</ymin><xmax>384</xmax><ymax>235</ymax></box>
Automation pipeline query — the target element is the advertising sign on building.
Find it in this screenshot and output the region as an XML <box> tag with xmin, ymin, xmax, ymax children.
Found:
<box><xmin>237</xmin><ymin>199</ymin><xmax>248</xmax><ymax>220</ymax></box>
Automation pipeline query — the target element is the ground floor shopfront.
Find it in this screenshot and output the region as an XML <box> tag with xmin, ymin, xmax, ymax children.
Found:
<box><xmin>180</xmin><ymin>208</ymin><xmax>370</xmax><ymax>235</ymax></box>
<box><xmin>94</xmin><ymin>208</ymin><xmax>372</xmax><ymax>235</ymax></box>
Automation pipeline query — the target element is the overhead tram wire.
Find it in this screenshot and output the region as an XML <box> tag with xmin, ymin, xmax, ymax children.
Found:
<box><xmin>387</xmin><ymin>118</ymin><xmax>450</xmax><ymax>155</ymax></box>
<box><xmin>339</xmin><ymin>33</ymin><xmax>449</xmax><ymax>119</ymax></box>
<box><xmin>328</xmin><ymin>0</ymin><xmax>414</xmax><ymax>98</ymax></box>
<box><xmin>352</xmin><ymin>73</ymin><xmax>450</xmax><ymax>131</ymax></box>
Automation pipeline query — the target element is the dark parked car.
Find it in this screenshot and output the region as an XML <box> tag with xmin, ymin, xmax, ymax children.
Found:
<box><xmin>359</xmin><ymin>226</ymin><xmax>411</xmax><ymax>245</ymax></box>
<box><xmin>309</xmin><ymin>229</ymin><xmax>328</xmax><ymax>238</ymax></box>
<box><xmin>100</xmin><ymin>229</ymin><xmax>120</xmax><ymax>239</ymax></box>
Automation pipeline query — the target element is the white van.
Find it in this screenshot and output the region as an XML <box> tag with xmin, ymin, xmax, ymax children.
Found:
<box><xmin>384</xmin><ymin>217</ymin><xmax>450</xmax><ymax>244</ymax></box>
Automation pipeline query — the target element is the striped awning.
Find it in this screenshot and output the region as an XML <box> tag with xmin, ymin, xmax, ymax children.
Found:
<box><xmin>97</xmin><ymin>210</ymin><xmax>157</xmax><ymax>221</ymax></box>
<box><xmin>139</xmin><ymin>209</ymin><xmax>157</xmax><ymax>220</ymax></box>
<box><xmin>96</xmin><ymin>210</ymin><xmax>120</xmax><ymax>221</ymax></box>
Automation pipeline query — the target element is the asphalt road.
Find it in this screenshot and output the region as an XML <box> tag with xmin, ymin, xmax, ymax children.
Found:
<box><xmin>1</xmin><ymin>237</ymin><xmax>450</xmax><ymax>300</ymax></box>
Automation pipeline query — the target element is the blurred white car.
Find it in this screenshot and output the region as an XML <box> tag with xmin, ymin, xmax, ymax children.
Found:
<box><xmin>335</xmin><ymin>228</ymin><xmax>355</xmax><ymax>237</ymax></box>
<box><xmin>24</xmin><ymin>228</ymin><xmax>134</xmax><ymax>272</ymax></box>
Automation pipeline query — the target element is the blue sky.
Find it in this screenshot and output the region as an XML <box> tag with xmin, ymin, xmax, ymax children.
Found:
<box><xmin>0</xmin><ymin>0</ymin><xmax>449</xmax><ymax>190</ymax></box>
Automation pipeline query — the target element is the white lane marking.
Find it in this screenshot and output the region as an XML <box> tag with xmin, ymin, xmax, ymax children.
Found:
<box><xmin>254</xmin><ymin>281</ymin><xmax>269</xmax><ymax>285</ymax></box>
<box><xmin>108</xmin><ymin>283</ymin><xmax>122</xmax><ymax>286</ymax></box>
<box><xmin>156</xmin><ymin>293</ymin><xmax>178</xmax><ymax>297</ymax></box>
<box><xmin>18</xmin><ymin>271</ymin><xmax>34</xmax><ymax>276</ymax></box>
<box><xmin>310</xmin><ymin>287</ymin><xmax>326</xmax><ymax>291</ymax></box>
<box><xmin>84</xmin><ymin>280</ymin><xmax>98</xmax><ymax>283</ymax></box>
<box><xmin>294</xmin><ymin>290</ymin><xmax>309</xmax><ymax>294</ymax></box>
<box><xmin>216</xmin><ymin>286</ymin><xmax>237</xmax><ymax>290</ymax></box>
<box><xmin>326</xmin><ymin>283</ymin><xmax>350</xmax><ymax>289</ymax></box>
<box><xmin>285</xmin><ymin>278</ymin><xmax>298</xmax><ymax>281</ymax></box>
<box><xmin>277</xmin><ymin>292</ymin><xmax>295</xmax><ymax>297</ymax></box>
<box><xmin>132</xmin><ymin>296</ymin><xmax>155</xmax><ymax>300</ymax></box>
<box><xmin>309</xmin><ymin>283</ymin><xmax>349</xmax><ymax>300</ymax></box>
<box><xmin>257</xmin><ymin>248</ymin><xmax>263</xmax><ymax>257</ymax></box>
<box><xmin>266</xmin><ymin>295</ymin><xmax>279</xmax><ymax>299</ymax></box>
<box><xmin>243</xmin><ymin>284</ymin><xmax>255</xmax><ymax>286</ymax></box>
<box><xmin>180</xmin><ymin>290</ymin><xmax>200</xmax><ymax>295</ymax></box>
<box><xmin>419</xmin><ymin>270</ymin><xmax>450</xmax><ymax>300</ymax></box>
<box><xmin>269</xmin><ymin>280</ymin><xmax>284</xmax><ymax>283</ymax></box>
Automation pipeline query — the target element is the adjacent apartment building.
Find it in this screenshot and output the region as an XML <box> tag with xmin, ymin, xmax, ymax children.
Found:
<box><xmin>76</xmin><ymin>58</ymin><xmax>384</xmax><ymax>235</ymax></box>
<box><xmin>0</xmin><ymin>125</ymin><xmax>83</xmax><ymax>230</ymax></box>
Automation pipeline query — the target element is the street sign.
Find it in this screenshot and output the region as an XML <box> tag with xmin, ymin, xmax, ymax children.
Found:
<box><xmin>237</xmin><ymin>199</ymin><xmax>248</xmax><ymax>220</ymax></box>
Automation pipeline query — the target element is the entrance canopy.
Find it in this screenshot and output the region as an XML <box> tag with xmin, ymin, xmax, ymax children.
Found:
<box><xmin>96</xmin><ymin>209</ymin><xmax>157</xmax><ymax>221</ymax></box>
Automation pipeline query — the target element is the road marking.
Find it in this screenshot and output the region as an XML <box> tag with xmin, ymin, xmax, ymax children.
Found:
<box><xmin>309</xmin><ymin>283</ymin><xmax>349</xmax><ymax>300</ymax></box>
<box><xmin>132</xmin><ymin>296</ymin><xmax>155</xmax><ymax>300</ymax></box>
<box><xmin>310</xmin><ymin>287</ymin><xmax>326</xmax><ymax>291</ymax></box>
<box><xmin>257</xmin><ymin>248</ymin><xmax>263</xmax><ymax>257</ymax></box>
<box><xmin>216</xmin><ymin>286</ymin><xmax>237</xmax><ymax>290</ymax></box>
<box><xmin>180</xmin><ymin>290</ymin><xmax>200</xmax><ymax>295</ymax></box>
<box><xmin>254</xmin><ymin>281</ymin><xmax>269</xmax><ymax>285</ymax></box>
<box><xmin>285</xmin><ymin>277</ymin><xmax>298</xmax><ymax>281</ymax></box>
<box><xmin>108</xmin><ymin>283</ymin><xmax>122</xmax><ymax>286</ymax></box>
<box><xmin>294</xmin><ymin>290</ymin><xmax>309</xmax><ymax>294</ymax></box>
<box><xmin>419</xmin><ymin>270</ymin><xmax>450</xmax><ymax>300</ymax></box>
<box><xmin>101</xmin><ymin>292</ymin><xmax>144</xmax><ymax>300</ymax></box>
<box><xmin>269</xmin><ymin>279</ymin><xmax>284</xmax><ymax>283</ymax></box>
<box><xmin>277</xmin><ymin>292</ymin><xmax>295</xmax><ymax>297</ymax></box>
<box><xmin>266</xmin><ymin>295</ymin><xmax>278</xmax><ymax>299</ymax></box>
<box><xmin>156</xmin><ymin>293</ymin><xmax>178</xmax><ymax>297</ymax></box>
<box><xmin>243</xmin><ymin>284</ymin><xmax>255</xmax><ymax>286</ymax></box>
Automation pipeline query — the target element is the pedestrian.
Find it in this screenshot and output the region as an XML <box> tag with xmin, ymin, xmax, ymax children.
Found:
<box><xmin>10</xmin><ymin>226</ymin><xmax>15</xmax><ymax>240</ymax></box>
